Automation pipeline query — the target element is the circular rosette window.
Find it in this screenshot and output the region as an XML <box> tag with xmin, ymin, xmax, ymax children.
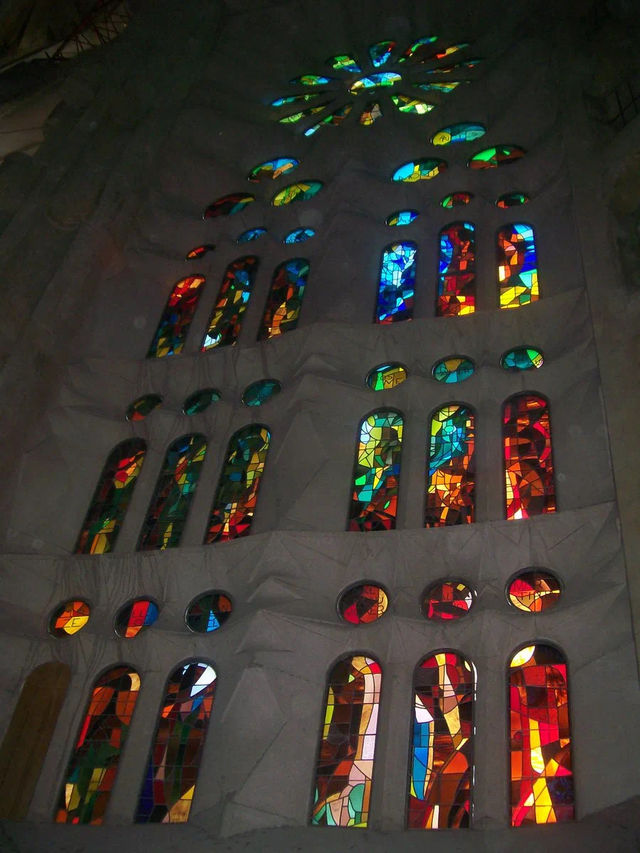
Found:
<box><xmin>338</xmin><ymin>582</ymin><xmax>389</xmax><ymax>624</ymax></box>
<box><xmin>422</xmin><ymin>580</ymin><xmax>474</xmax><ymax>620</ymax></box>
<box><xmin>185</xmin><ymin>591</ymin><xmax>233</xmax><ymax>633</ymax></box>
<box><xmin>50</xmin><ymin>599</ymin><xmax>90</xmax><ymax>637</ymax></box>
<box><xmin>115</xmin><ymin>598</ymin><xmax>159</xmax><ymax>638</ymax></box>
<box><xmin>507</xmin><ymin>569</ymin><xmax>562</xmax><ymax>613</ymax></box>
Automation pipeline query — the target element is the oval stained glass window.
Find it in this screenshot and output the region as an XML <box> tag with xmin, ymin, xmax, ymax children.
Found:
<box><xmin>386</xmin><ymin>210</ymin><xmax>419</xmax><ymax>226</ymax></box>
<box><xmin>272</xmin><ymin>181</ymin><xmax>323</xmax><ymax>206</ymax></box>
<box><xmin>203</xmin><ymin>193</ymin><xmax>255</xmax><ymax>218</ymax></box>
<box><xmin>271</xmin><ymin>93</ymin><xmax>326</xmax><ymax>107</ymax></box>
<box><xmin>115</xmin><ymin>599</ymin><xmax>159</xmax><ymax>638</ymax></box>
<box><xmin>338</xmin><ymin>583</ymin><xmax>389</xmax><ymax>624</ymax></box>
<box><xmin>247</xmin><ymin>158</ymin><xmax>299</xmax><ymax>182</ymax></box>
<box><xmin>366</xmin><ymin>362</ymin><xmax>408</xmax><ymax>390</ymax></box>
<box><xmin>183</xmin><ymin>388</ymin><xmax>221</xmax><ymax>415</ymax></box>
<box><xmin>278</xmin><ymin>103</ymin><xmax>329</xmax><ymax>125</ymax></box>
<box><xmin>242</xmin><ymin>379</ymin><xmax>282</xmax><ymax>407</ymax></box>
<box><xmin>431</xmin><ymin>123</ymin><xmax>486</xmax><ymax>145</ymax></box>
<box><xmin>237</xmin><ymin>227</ymin><xmax>267</xmax><ymax>243</ymax></box>
<box><xmin>304</xmin><ymin>104</ymin><xmax>353</xmax><ymax>137</ymax></box>
<box><xmin>392</xmin><ymin>159</ymin><xmax>447</xmax><ymax>182</ymax></box>
<box><xmin>125</xmin><ymin>394</ymin><xmax>162</xmax><ymax>422</ymax></box>
<box><xmin>289</xmin><ymin>74</ymin><xmax>333</xmax><ymax>86</ymax></box>
<box><xmin>327</xmin><ymin>54</ymin><xmax>361</xmax><ymax>72</ymax></box>
<box><xmin>501</xmin><ymin>347</ymin><xmax>544</xmax><ymax>371</ymax></box>
<box><xmin>185</xmin><ymin>592</ymin><xmax>233</xmax><ymax>633</ymax></box>
<box><xmin>497</xmin><ymin>191</ymin><xmax>530</xmax><ymax>208</ymax></box>
<box><xmin>185</xmin><ymin>244</ymin><xmax>215</xmax><ymax>260</ymax></box>
<box><xmin>440</xmin><ymin>192</ymin><xmax>473</xmax><ymax>208</ymax></box>
<box><xmin>432</xmin><ymin>356</ymin><xmax>475</xmax><ymax>383</ymax></box>
<box><xmin>284</xmin><ymin>227</ymin><xmax>315</xmax><ymax>243</ymax></box>
<box><xmin>50</xmin><ymin>600</ymin><xmax>90</xmax><ymax>637</ymax></box>
<box><xmin>369</xmin><ymin>40</ymin><xmax>395</xmax><ymax>67</ymax></box>
<box><xmin>422</xmin><ymin>580</ymin><xmax>474</xmax><ymax>620</ymax></box>
<box><xmin>468</xmin><ymin>146</ymin><xmax>525</xmax><ymax>169</ymax></box>
<box><xmin>508</xmin><ymin>570</ymin><xmax>562</xmax><ymax>613</ymax></box>
<box><xmin>349</xmin><ymin>72</ymin><xmax>402</xmax><ymax>94</ymax></box>
<box><xmin>390</xmin><ymin>94</ymin><xmax>435</xmax><ymax>114</ymax></box>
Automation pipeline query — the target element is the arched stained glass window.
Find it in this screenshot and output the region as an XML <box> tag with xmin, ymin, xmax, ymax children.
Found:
<box><xmin>408</xmin><ymin>652</ymin><xmax>475</xmax><ymax>829</ymax></box>
<box><xmin>55</xmin><ymin>665</ymin><xmax>141</xmax><ymax>824</ymax></box>
<box><xmin>437</xmin><ymin>222</ymin><xmax>475</xmax><ymax>316</ymax></box>
<box><xmin>138</xmin><ymin>434</ymin><xmax>207</xmax><ymax>550</ymax></box>
<box><xmin>503</xmin><ymin>394</ymin><xmax>555</xmax><ymax>520</ymax></box>
<box><xmin>205</xmin><ymin>425</ymin><xmax>270</xmax><ymax>543</ymax></box>
<box><xmin>201</xmin><ymin>256</ymin><xmax>258</xmax><ymax>350</ymax></box>
<box><xmin>509</xmin><ymin>644</ymin><xmax>573</xmax><ymax>825</ymax></box>
<box><xmin>311</xmin><ymin>655</ymin><xmax>382</xmax><ymax>828</ymax></box>
<box><xmin>258</xmin><ymin>258</ymin><xmax>309</xmax><ymax>339</ymax></box>
<box><xmin>376</xmin><ymin>242</ymin><xmax>417</xmax><ymax>323</ymax></box>
<box><xmin>498</xmin><ymin>224</ymin><xmax>539</xmax><ymax>309</ymax></box>
<box><xmin>136</xmin><ymin>661</ymin><xmax>217</xmax><ymax>823</ymax></box>
<box><xmin>147</xmin><ymin>275</ymin><xmax>205</xmax><ymax>358</ymax></box>
<box><xmin>425</xmin><ymin>405</ymin><xmax>475</xmax><ymax>527</ymax></box>
<box><xmin>349</xmin><ymin>410</ymin><xmax>403</xmax><ymax>531</ymax></box>
<box><xmin>75</xmin><ymin>438</ymin><xmax>146</xmax><ymax>554</ymax></box>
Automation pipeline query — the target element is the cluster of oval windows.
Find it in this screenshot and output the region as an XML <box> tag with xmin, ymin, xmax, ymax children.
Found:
<box><xmin>386</xmin><ymin>191</ymin><xmax>529</xmax><ymax>224</ymax></box>
<box><xmin>125</xmin><ymin>381</ymin><xmax>281</xmax><ymax>420</ymax></box>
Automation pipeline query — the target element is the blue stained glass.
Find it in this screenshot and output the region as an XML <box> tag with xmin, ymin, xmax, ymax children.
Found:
<box><xmin>376</xmin><ymin>242</ymin><xmax>417</xmax><ymax>324</ymax></box>
<box><xmin>237</xmin><ymin>227</ymin><xmax>267</xmax><ymax>243</ymax></box>
<box><xmin>349</xmin><ymin>72</ymin><xmax>401</xmax><ymax>94</ymax></box>
<box><xmin>386</xmin><ymin>210</ymin><xmax>419</xmax><ymax>226</ymax></box>
<box><xmin>284</xmin><ymin>227</ymin><xmax>315</xmax><ymax>243</ymax></box>
<box><xmin>369</xmin><ymin>40</ymin><xmax>395</xmax><ymax>67</ymax></box>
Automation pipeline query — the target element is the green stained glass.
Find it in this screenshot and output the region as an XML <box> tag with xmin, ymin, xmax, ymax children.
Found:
<box><xmin>125</xmin><ymin>393</ymin><xmax>162</xmax><ymax>421</ymax></box>
<box><xmin>272</xmin><ymin>181</ymin><xmax>323</xmax><ymax>206</ymax></box>
<box><xmin>349</xmin><ymin>410</ymin><xmax>403</xmax><ymax>531</ymax></box>
<box><xmin>468</xmin><ymin>146</ymin><xmax>525</xmax><ymax>169</ymax></box>
<box><xmin>423</xmin><ymin>59</ymin><xmax>481</xmax><ymax>74</ymax></box>
<box><xmin>501</xmin><ymin>347</ymin><xmax>544</xmax><ymax>371</ymax></box>
<box><xmin>497</xmin><ymin>191</ymin><xmax>530</xmax><ymax>208</ymax></box>
<box><xmin>290</xmin><ymin>74</ymin><xmax>332</xmax><ymax>85</ymax></box>
<box><xmin>398</xmin><ymin>36</ymin><xmax>438</xmax><ymax>63</ymax></box>
<box><xmin>392</xmin><ymin>159</ymin><xmax>447</xmax><ymax>182</ymax></box>
<box><xmin>328</xmin><ymin>54</ymin><xmax>361</xmax><ymax>72</ymax></box>
<box><xmin>369</xmin><ymin>40</ymin><xmax>395</xmax><ymax>67</ymax></box>
<box><xmin>271</xmin><ymin>93</ymin><xmax>324</xmax><ymax>107</ymax></box>
<box><xmin>278</xmin><ymin>103</ymin><xmax>328</xmax><ymax>124</ymax></box>
<box><xmin>416</xmin><ymin>81</ymin><xmax>465</xmax><ymax>94</ymax></box>
<box><xmin>201</xmin><ymin>256</ymin><xmax>258</xmax><ymax>349</ymax></box>
<box><xmin>440</xmin><ymin>192</ymin><xmax>473</xmax><ymax>208</ymax></box>
<box><xmin>386</xmin><ymin>209</ymin><xmax>419</xmax><ymax>226</ymax></box>
<box><xmin>431</xmin><ymin>123</ymin><xmax>486</xmax><ymax>145</ymax></box>
<box><xmin>432</xmin><ymin>356</ymin><xmax>475</xmax><ymax>383</ymax></box>
<box><xmin>349</xmin><ymin>72</ymin><xmax>401</xmax><ymax>94</ymax></box>
<box><xmin>391</xmin><ymin>94</ymin><xmax>435</xmax><ymax>114</ymax></box>
<box><xmin>247</xmin><ymin>158</ymin><xmax>299</xmax><ymax>182</ymax></box>
<box><xmin>242</xmin><ymin>379</ymin><xmax>282</xmax><ymax>407</ymax></box>
<box><xmin>183</xmin><ymin>388</ymin><xmax>221</xmax><ymax>415</ymax></box>
<box><xmin>366</xmin><ymin>363</ymin><xmax>408</xmax><ymax>391</ymax></box>
<box><xmin>304</xmin><ymin>104</ymin><xmax>352</xmax><ymax>137</ymax></box>
<box><xmin>203</xmin><ymin>193</ymin><xmax>254</xmax><ymax>218</ymax></box>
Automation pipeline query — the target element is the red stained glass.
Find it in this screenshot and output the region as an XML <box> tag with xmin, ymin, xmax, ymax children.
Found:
<box><xmin>338</xmin><ymin>583</ymin><xmax>389</xmax><ymax>624</ymax></box>
<box><xmin>425</xmin><ymin>405</ymin><xmax>475</xmax><ymax>527</ymax></box>
<box><xmin>201</xmin><ymin>256</ymin><xmax>258</xmax><ymax>350</ymax></box>
<box><xmin>437</xmin><ymin>222</ymin><xmax>475</xmax><ymax>316</ymax></box>
<box><xmin>503</xmin><ymin>394</ymin><xmax>555</xmax><ymax>520</ymax></box>
<box><xmin>147</xmin><ymin>275</ymin><xmax>206</xmax><ymax>358</ymax></box>
<box><xmin>508</xmin><ymin>570</ymin><xmax>561</xmax><ymax>613</ymax></box>
<box><xmin>422</xmin><ymin>581</ymin><xmax>474</xmax><ymax>620</ymax></box>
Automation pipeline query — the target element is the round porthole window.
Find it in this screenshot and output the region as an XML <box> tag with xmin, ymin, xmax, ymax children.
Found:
<box><xmin>185</xmin><ymin>592</ymin><xmax>233</xmax><ymax>633</ymax></box>
<box><xmin>50</xmin><ymin>599</ymin><xmax>90</xmax><ymax>637</ymax></box>
<box><xmin>421</xmin><ymin>580</ymin><xmax>474</xmax><ymax>621</ymax></box>
<box><xmin>338</xmin><ymin>582</ymin><xmax>389</xmax><ymax>624</ymax></box>
<box><xmin>507</xmin><ymin>569</ymin><xmax>561</xmax><ymax>613</ymax></box>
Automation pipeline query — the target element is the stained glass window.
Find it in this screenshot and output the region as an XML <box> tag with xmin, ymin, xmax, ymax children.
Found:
<box><xmin>391</xmin><ymin>94</ymin><xmax>435</xmax><ymax>114</ymax></box>
<box><xmin>304</xmin><ymin>104</ymin><xmax>352</xmax><ymax>137</ymax></box>
<box><xmin>125</xmin><ymin>393</ymin><xmax>162</xmax><ymax>421</ymax></box>
<box><xmin>272</xmin><ymin>181</ymin><xmax>323</xmax><ymax>206</ymax></box>
<box><xmin>421</xmin><ymin>581</ymin><xmax>474</xmax><ymax>620</ymax></box>
<box><xmin>272</xmin><ymin>93</ymin><xmax>325</xmax><ymax>107</ymax></box>
<box><xmin>290</xmin><ymin>74</ymin><xmax>333</xmax><ymax>86</ymax></box>
<box><xmin>185</xmin><ymin>244</ymin><xmax>214</xmax><ymax>260</ymax></box>
<box><xmin>508</xmin><ymin>570</ymin><xmax>562</xmax><ymax>613</ymax></box>
<box><xmin>428</xmin><ymin>43</ymin><xmax>470</xmax><ymax>61</ymax></box>
<box><xmin>431</xmin><ymin>123</ymin><xmax>486</xmax><ymax>145</ymax></box>
<box><xmin>278</xmin><ymin>103</ymin><xmax>329</xmax><ymax>125</ymax></box>
<box><xmin>392</xmin><ymin>159</ymin><xmax>447</xmax><ymax>182</ymax></box>
<box><xmin>369</xmin><ymin>40</ymin><xmax>395</xmax><ymax>67</ymax></box>
<box><xmin>201</xmin><ymin>256</ymin><xmax>258</xmax><ymax>350</ymax></box>
<box><xmin>503</xmin><ymin>394</ymin><xmax>555</xmax><ymax>520</ymax></box>
<box><xmin>183</xmin><ymin>388</ymin><xmax>221</xmax><ymax>415</ymax></box>
<box><xmin>50</xmin><ymin>600</ymin><xmax>91</xmax><ymax>637</ymax></box>
<box><xmin>147</xmin><ymin>275</ymin><xmax>205</xmax><ymax>358</ymax></box>
<box><xmin>468</xmin><ymin>146</ymin><xmax>525</xmax><ymax>169</ymax></box>
<box><xmin>349</xmin><ymin>72</ymin><xmax>401</xmax><ymax>94</ymax></box>
<box><xmin>242</xmin><ymin>379</ymin><xmax>281</xmax><ymax>407</ymax></box>
<box><xmin>359</xmin><ymin>101</ymin><xmax>382</xmax><ymax>125</ymax></box>
<box><xmin>55</xmin><ymin>666</ymin><xmax>140</xmax><ymax>824</ymax></box>
<box><xmin>498</xmin><ymin>224</ymin><xmax>539</xmax><ymax>309</ymax></box>
<box><xmin>386</xmin><ymin>210</ymin><xmax>419</xmax><ymax>227</ymax></box>
<box><xmin>422</xmin><ymin>59</ymin><xmax>481</xmax><ymax>74</ymax></box>
<box><xmin>398</xmin><ymin>36</ymin><xmax>439</xmax><ymax>63</ymax></box>
<box><xmin>185</xmin><ymin>592</ymin><xmax>233</xmax><ymax>633</ymax></box>
<box><xmin>349</xmin><ymin>409</ymin><xmax>403</xmax><ymax>531</ymax></box>
<box><xmin>75</xmin><ymin>438</ymin><xmax>146</xmax><ymax>555</ymax></box>
<box><xmin>440</xmin><ymin>192</ymin><xmax>473</xmax><ymax>208</ymax></box>
<box><xmin>284</xmin><ymin>227</ymin><xmax>315</xmax><ymax>243</ymax></box>
<box><xmin>247</xmin><ymin>157</ymin><xmax>299</xmax><ymax>182</ymax></box>
<box><xmin>408</xmin><ymin>652</ymin><xmax>475</xmax><ymax>828</ymax></box>
<box><xmin>205</xmin><ymin>425</ymin><xmax>270</xmax><ymax>543</ymax></box>
<box><xmin>425</xmin><ymin>405</ymin><xmax>475</xmax><ymax>527</ymax></box>
<box><xmin>115</xmin><ymin>599</ymin><xmax>159</xmax><ymax>638</ymax></box>
<box><xmin>203</xmin><ymin>193</ymin><xmax>254</xmax><ymax>218</ymax></box>
<box><xmin>432</xmin><ymin>356</ymin><xmax>475</xmax><ymax>383</ymax></box>
<box><xmin>311</xmin><ymin>655</ymin><xmax>382</xmax><ymax>827</ymax></box>
<box><xmin>338</xmin><ymin>583</ymin><xmax>389</xmax><ymax>624</ymax></box>
<box><xmin>496</xmin><ymin>191</ymin><xmax>530</xmax><ymax>208</ymax></box>
<box><xmin>138</xmin><ymin>434</ymin><xmax>207</xmax><ymax>550</ymax></box>
<box><xmin>501</xmin><ymin>346</ymin><xmax>544</xmax><ymax>371</ymax></box>
<box><xmin>237</xmin><ymin>227</ymin><xmax>267</xmax><ymax>243</ymax></box>
<box><xmin>376</xmin><ymin>242</ymin><xmax>417</xmax><ymax>323</ymax></box>
<box><xmin>328</xmin><ymin>54</ymin><xmax>361</xmax><ymax>72</ymax></box>
<box><xmin>258</xmin><ymin>258</ymin><xmax>309</xmax><ymax>339</ymax></box>
<box><xmin>136</xmin><ymin>662</ymin><xmax>216</xmax><ymax>823</ymax></box>
<box><xmin>417</xmin><ymin>81</ymin><xmax>465</xmax><ymax>94</ymax></box>
<box><xmin>510</xmin><ymin>644</ymin><xmax>573</xmax><ymax>825</ymax></box>
<box><xmin>365</xmin><ymin>362</ymin><xmax>408</xmax><ymax>390</ymax></box>
<box><xmin>437</xmin><ymin>222</ymin><xmax>475</xmax><ymax>316</ymax></box>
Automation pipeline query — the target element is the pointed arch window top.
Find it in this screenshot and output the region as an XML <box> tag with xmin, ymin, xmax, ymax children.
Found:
<box><xmin>201</xmin><ymin>255</ymin><xmax>258</xmax><ymax>350</ymax></box>
<box><xmin>147</xmin><ymin>275</ymin><xmax>206</xmax><ymax>358</ymax></box>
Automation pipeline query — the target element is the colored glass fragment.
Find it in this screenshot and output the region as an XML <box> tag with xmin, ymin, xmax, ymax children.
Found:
<box><xmin>203</xmin><ymin>193</ymin><xmax>254</xmax><ymax>218</ymax></box>
<box><xmin>501</xmin><ymin>347</ymin><xmax>544</xmax><ymax>371</ymax></box>
<box><xmin>504</xmin><ymin>394</ymin><xmax>555</xmax><ymax>520</ymax></box>
<box><xmin>428</xmin><ymin>42</ymin><xmax>470</xmax><ymax>62</ymax></box>
<box><xmin>247</xmin><ymin>158</ymin><xmax>299</xmax><ymax>182</ymax></box>
<box><xmin>205</xmin><ymin>425</ymin><xmax>270</xmax><ymax>543</ymax></box>
<box><xmin>328</xmin><ymin>54</ymin><xmax>361</xmax><ymax>72</ymax></box>
<box><xmin>468</xmin><ymin>146</ymin><xmax>525</xmax><ymax>169</ymax></box>
<box><xmin>185</xmin><ymin>244</ymin><xmax>214</xmax><ymax>260</ymax></box>
<box><xmin>422</xmin><ymin>581</ymin><xmax>474</xmax><ymax>620</ymax></box>
<box><xmin>508</xmin><ymin>570</ymin><xmax>562</xmax><ymax>613</ymax></box>
<box><xmin>136</xmin><ymin>662</ymin><xmax>216</xmax><ymax>824</ymax></box>
<box><xmin>431</xmin><ymin>122</ymin><xmax>486</xmax><ymax>145</ymax></box>
<box><xmin>497</xmin><ymin>191</ymin><xmax>530</xmax><ymax>208</ymax></box>
<box><xmin>50</xmin><ymin>600</ymin><xmax>90</xmax><ymax>637</ymax></box>
<box><xmin>201</xmin><ymin>256</ymin><xmax>258</xmax><ymax>349</ymax></box>
<box><xmin>339</xmin><ymin>583</ymin><xmax>388</xmax><ymax>625</ymax></box>
<box><xmin>138</xmin><ymin>434</ymin><xmax>207</xmax><ymax>550</ymax></box>
<box><xmin>432</xmin><ymin>357</ymin><xmax>475</xmax><ymax>384</ymax></box>
<box><xmin>75</xmin><ymin>439</ymin><xmax>146</xmax><ymax>555</ymax></box>
<box><xmin>242</xmin><ymin>379</ymin><xmax>281</xmax><ymax>407</ymax></box>
<box><xmin>185</xmin><ymin>592</ymin><xmax>233</xmax><ymax>633</ymax></box>
<box><xmin>290</xmin><ymin>74</ymin><xmax>332</xmax><ymax>86</ymax></box>
<box><xmin>392</xmin><ymin>159</ymin><xmax>447</xmax><ymax>182</ymax></box>
<box><xmin>440</xmin><ymin>192</ymin><xmax>473</xmax><ymax>208</ymax></box>
<box><xmin>386</xmin><ymin>209</ymin><xmax>419</xmax><ymax>226</ymax></box>
<box><xmin>237</xmin><ymin>227</ymin><xmax>267</xmax><ymax>243</ymax></box>
<box><xmin>359</xmin><ymin>101</ymin><xmax>382</xmax><ymax>125</ymax></box>
<box><xmin>376</xmin><ymin>241</ymin><xmax>417</xmax><ymax>323</ymax></box>
<box><xmin>183</xmin><ymin>388</ymin><xmax>221</xmax><ymax>415</ymax></box>
<box><xmin>349</xmin><ymin>410</ymin><xmax>403</xmax><ymax>531</ymax></box>
<box><xmin>349</xmin><ymin>72</ymin><xmax>401</xmax><ymax>94</ymax></box>
<box><xmin>55</xmin><ymin>667</ymin><xmax>140</xmax><ymax>824</ymax></box>
<box><xmin>498</xmin><ymin>224</ymin><xmax>538</xmax><ymax>308</ymax></box>
<box><xmin>115</xmin><ymin>599</ymin><xmax>159</xmax><ymax>638</ymax></box>
<box><xmin>408</xmin><ymin>652</ymin><xmax>474</xmax><ymax>828</ymax></box>
<box><xmin>391</xmin><ymin>94</ymin><xmax>435</xmax><ymax>114</ymax></box>
<box><xmin>271</xmin><ymin>93</ymin><xmax>324</xmax><ymax>107</ymax></box>
<box><xmin>284</xmin><ymin>227</ymin><xmax>315</xmax><ymax>243</ymax></box>
<box><xmin>147</xmin><ymin>275</ymin><xmax>205</xmax><ymax>358</ymax></box>
<box><xmin>278</xmin><ymin>103</ymin><xmax>328</xmax><ymax>124</ymax></box>
<box><xmin>369</xmin><ymin>40</ymin><xmax>395</xmax><ymax>67</ymax></box>
<box><xmin>510</xmin><ymin>644</ymin><xmax>573</xmax><ymax>825</ymax></box>
<box><xmin>437</xmin><ymin>222</ymin><xmax>476</xmax><ymax>316</ymax></box>
<box><xmin>416</xmin><ymin>81</ymin><xmax>464</xmax><ymax>94</ymax></box>
<box><xmin>423</xmin><ymin>60</ymin><xmax>481</xmax><ymax>74</ymax></box>
<box><xmin>425</xmin><ymin>405</ymin><xmax>475</xmax><ymax>527</ymax></box>
<box><xmin>398</xmin><ymin>36</ymin><xmax>439</xmax><ymax>63</ymax></box>
<box><xmin>366</xmin><ymin>362</ymin><xmax>408</xmax><ymax>391</ymax></box>
<box><xmin>304</xmin><ymin>104</ymin><xmax>352</xmax><ymax>137</ymax></box>
<box><xmin>311</xmin><ymin>655</ymin><xmax>381</xmax><ymax>827</ymax></box>
<box><xmin>259</xmin><ymin>258</ymin><xmax>309</xmax><ymax>338</ymax></box>
<box><xmin>125</xmin><ymin>393</ymin><xmax>162</xmax><ymax>422</ymax></box>
<box><xmin>272</xmin><ymin>181</ymin><xmax>323</xmax><ymax>206</ymax></box>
